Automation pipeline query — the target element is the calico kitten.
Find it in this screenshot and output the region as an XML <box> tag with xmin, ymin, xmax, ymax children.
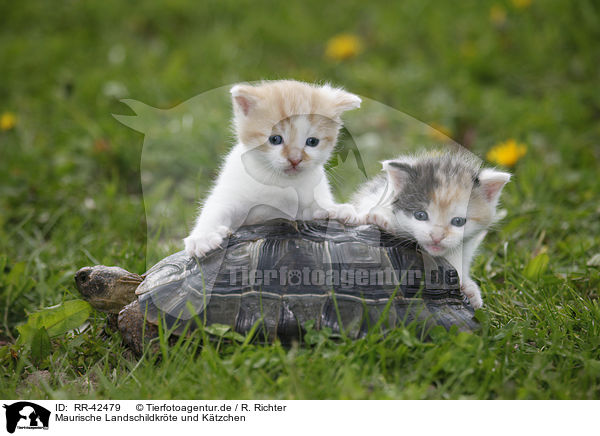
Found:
<box><xmin>352</xmin><ymin>151</ymin><xmax>510</xmax><ymax>308</ymax></box>
<box><xmin>184</xmin><ymin>80</ymin><xmax>361</xmax><ymax>257</ymax></box>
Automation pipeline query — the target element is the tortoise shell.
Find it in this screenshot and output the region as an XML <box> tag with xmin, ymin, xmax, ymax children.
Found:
<box><xmin>134</xmin><ymin>219</ymin><xmax>478</xmax><ymax>342</ymax></box>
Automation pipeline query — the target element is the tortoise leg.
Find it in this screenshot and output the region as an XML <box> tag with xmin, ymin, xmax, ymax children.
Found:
<box><xmin>117</xmin><ymin>300</ymin><xmax>158</xmax><ymax>356</ymax></box>
<box><xmin>106</xmin><ymin>314</ymin><xmax>119</xmax><ymax>332</ymax></box>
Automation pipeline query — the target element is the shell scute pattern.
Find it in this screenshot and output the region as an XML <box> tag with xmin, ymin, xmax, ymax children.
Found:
<box><xmin>135</xmin><ymin>220</ymin><xmax>476</xmax><ymax>341</ymax></box>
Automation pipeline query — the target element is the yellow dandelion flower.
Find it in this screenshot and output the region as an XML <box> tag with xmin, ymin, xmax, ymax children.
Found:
<box><xmin>428</xmin><ymin>122</ymin><xmax>452</xmax><ymax>141</ymax></box>
<box><xmin>511</xmin><ymin>0</ymin><xmax>532</xmax><ymax>9</ymax></box>
<box><xmin>490</xmin><ymin>4</ymin><xmax>507</xmax><ymax>26</ymax></box>
<box><xmin>486</xmin><ymin>139</ymin><xmax>527</xmax><ymax>167</ymax></box>
<box><xmin>1</xmin><ymin>112</ymin><xmax>17</xmax><ymax>131</ymax></box>
<box><xmin>325</xmin><ymin>34</ymin><xmax>362</xmax><ymax>61</ymax></box>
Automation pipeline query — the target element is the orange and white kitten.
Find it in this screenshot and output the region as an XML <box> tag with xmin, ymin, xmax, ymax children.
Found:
<box><xmin>184</xmin><ymin>80</ymin><xmax>361</xmax><ymax>257</ymax></box>
<box><xmin>352</xmin><ymin>151</ymin><xmax>510</xmax><ymax>308</ymax></box>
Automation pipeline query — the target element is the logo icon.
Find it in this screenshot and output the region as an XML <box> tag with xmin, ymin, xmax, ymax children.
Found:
<box><xmin>2</xmin><ymin>402</ymin><xmax>50</xmax><ymax>434</ymax></box>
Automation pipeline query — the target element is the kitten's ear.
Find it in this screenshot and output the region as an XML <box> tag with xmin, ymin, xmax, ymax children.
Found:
<box><xmin>382</xmin><ymin>160</ymin><xmax>413</xmax><ymax>193</ymax></box>
<box><xmin>230</xmin><ymin>84</ymin><xmax>259</xmax><ymax>116</ymax></box>
<box><xmin>326</xmin><ymin>87</ymin><xmax>362</xmax><ymax>116</ymax></box>
<box><xmin>478</xmin><ymin>169</ymin><xmax>511</xmax><ymax>205</ymax></box>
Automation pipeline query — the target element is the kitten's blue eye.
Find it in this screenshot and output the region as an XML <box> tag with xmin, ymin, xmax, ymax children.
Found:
<box><xmin>305</xmin><ymin>137</ymin><xmax>319</xmax><ymax>147</ymax></box>
<box><xmin>414</xmin><ymin>211</ymin><xmax>428</xmax><ymax>221</ymax></box>
<box><xmin>451</xmin><ymin>217</ymin><xmax>466</xmax><ymax>227</ymax></box>
<box><xmin>269</xmin><ymin>135</ymin><xmax>283</xmax><ymax>145</ymax></box>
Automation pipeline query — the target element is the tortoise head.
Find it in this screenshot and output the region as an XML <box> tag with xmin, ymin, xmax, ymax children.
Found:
<box><xmin>75</xmin><ymin>266</ymin><xmax>143</xmax><ymax>314</ymax></box>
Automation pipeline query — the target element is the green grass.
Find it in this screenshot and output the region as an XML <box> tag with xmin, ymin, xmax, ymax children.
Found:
<box><xmin>1</xmin><ymin>0</ymin><xmax>600</xmax><ymax>399</ymax></box>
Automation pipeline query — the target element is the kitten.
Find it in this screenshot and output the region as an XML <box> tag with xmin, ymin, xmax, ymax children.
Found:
<box><xmin>184</xmin><ymin>80</ymin><xmax>362</xmax><ymax>257</ymax></box>
<box><xmin>352</xmin><ymin>151</ymin><xmax>510</xmax><ymax>308</ymax></box>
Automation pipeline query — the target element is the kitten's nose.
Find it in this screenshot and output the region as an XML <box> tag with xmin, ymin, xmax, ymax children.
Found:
<box><xmin>288</xmin><ymin>158</ymin><xmax>302</xmax><ymax>167</ymax></box>
<box><xmin>429</xmin><ymin>231</ymin><xmax>446</xmax><ymax>244</ymax></box>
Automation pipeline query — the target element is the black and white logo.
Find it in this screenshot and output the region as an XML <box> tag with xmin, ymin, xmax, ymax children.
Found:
<box><xmin>3</xmin><ymin>402</ymin><xmax>50</xmax><ymax>434</ymax></box>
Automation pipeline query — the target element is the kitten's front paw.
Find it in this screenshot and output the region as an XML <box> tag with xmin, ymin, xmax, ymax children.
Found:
<box><xmin>361</xmin><ymin>210</ymin><xmax>392</xmax><ymax>231</ymax></box>
<box><xmin>184</xmin><ymin>226</ymin><xmax>231</xmax><ymax>257</ymax></box>
<box><xmin>327</xmin><ymin>204</ymin><xmax>361</xmax><ymax>225</ymax></box>
<box><xmin>312</xmin><ymin>209</ymin><xmax>329</xmax><ymax>220</ymax></box>
<box><xmin>461</xmin><ymin>278</ymin><xmax>484</xmax><ymax>309</ymax></box>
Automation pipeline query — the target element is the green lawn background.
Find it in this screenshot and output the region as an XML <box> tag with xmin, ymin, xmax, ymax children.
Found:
<box><xmin>1</xmin><ymin>0</ymin><xmax>599</xmax><ymax>399</ymax></box>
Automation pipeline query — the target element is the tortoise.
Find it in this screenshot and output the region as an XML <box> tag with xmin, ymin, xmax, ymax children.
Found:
<box><xmin>75</xmin><ymin>219</ymin><xmax>478</xmax><ymax>354</ymax></box>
